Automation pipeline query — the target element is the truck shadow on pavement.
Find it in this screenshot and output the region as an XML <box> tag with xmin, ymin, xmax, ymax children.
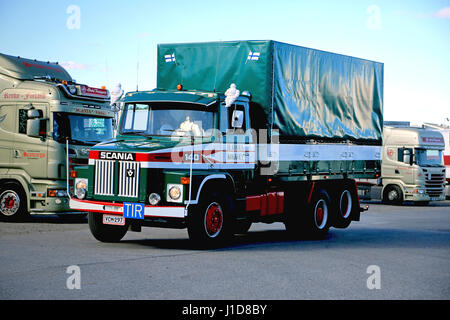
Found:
<box><xmin>0</xmin><ymin>214</ymin><xmax>87</xmax><ymax>224</ymax></box>
<box><xmin>122</xmin><ymin>225</ymin><xmax>450</xmax><ymax>251</ymax></box>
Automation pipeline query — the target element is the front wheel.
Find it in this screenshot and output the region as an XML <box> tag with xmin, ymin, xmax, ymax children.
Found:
<box><xmin>0</xmin><ymin>182</ymin><xmax>28</xmax><ymax>221</ymax></box>
<box><xmin>187</xmin><ymin>192</ymin><xmax>233</xmax><ymax>248</ymax></box>
<box><xmin>383</xmin><ymin>185</ymin><xmax>403</xmax><ymax>205</ymax></box>
<box><xmin>88</xmin><ymin>213</ymin><xmax>128</xmax><ymax>243</ymax></box>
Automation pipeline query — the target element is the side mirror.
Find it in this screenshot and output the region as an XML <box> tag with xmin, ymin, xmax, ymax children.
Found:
<box><xmin>231</xmin><ymin>110</ymin><xmax>244</xmax><ymax>129</ymax></box>
<box><xmin>27</xmin><ymin>109</ymin><xmax>42</xmax><ymax>119</ymax></box>
<box><xmin>26</xmin><ymin>109</ymin><xmax>46</xmax><ymax>139</ymax></box>
<box><xmin>403</xmin><ymin>149</ymin><xmax>412</xmax><ymax>165</ymax></box>
<box><xmin>27</xmin><ymin>119</ymin><xmax>46</xmax><ymax>138</ymax></box>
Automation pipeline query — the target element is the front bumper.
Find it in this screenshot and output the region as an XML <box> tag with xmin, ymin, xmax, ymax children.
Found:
<box><xmin>69</xmin><ymin>198</ymin><xmax>186</xmax><ymax>218</ymax></box>
<box><xmin>405</xmin><ymin>191</ymin><xmax>446</xmax><ymax>202</ymax></box>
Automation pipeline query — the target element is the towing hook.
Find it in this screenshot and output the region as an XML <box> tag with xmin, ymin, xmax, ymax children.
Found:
<box><xmin>359</xmin><ymin>205</ymin><xmax>369</xmax><ymax>213</ymax></box>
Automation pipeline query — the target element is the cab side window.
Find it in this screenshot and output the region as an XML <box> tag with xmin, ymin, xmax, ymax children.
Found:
<box><xmin>18</xmin><ymin>109</ymin><xmax>27</xmax><ymax>134</ymax></box>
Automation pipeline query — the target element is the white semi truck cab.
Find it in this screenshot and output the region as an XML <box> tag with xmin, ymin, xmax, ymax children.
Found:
<box><xmin>0</xmin><ymin>53</ymin><xmax>114</xmax><ymax>220</ymax></box>
<box><xmin>359</xmin><ymin>126</ymin><xmax>446</xmax><ymax>205</ymax></box>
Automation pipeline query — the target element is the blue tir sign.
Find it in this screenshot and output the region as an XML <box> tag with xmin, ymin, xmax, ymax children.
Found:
<box><xmin>123</xmin><ymin>202</ymin><xmax>145</xmax><ymax>219</ymax></box>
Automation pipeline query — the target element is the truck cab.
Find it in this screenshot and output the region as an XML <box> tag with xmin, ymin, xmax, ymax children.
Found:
<box><xmin>380</xmin><ymin>126</ymin><xmax>446</xmax><ymax>204</ymax></box>
<box><xmin>0</xmin><ymin>53</ymin><xmax>114</xmax><ymax>220</ymax></box>
<box><xmin>70</xmin><ymin>89</ymin><xmax>256</xmax><ymax>221</ymax></box>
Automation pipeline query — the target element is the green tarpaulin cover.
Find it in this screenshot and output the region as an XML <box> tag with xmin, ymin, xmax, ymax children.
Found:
<box><xmin>157</xmin><ymin>40</ymin><xmax>383</xmax><ymax>144</ymax></box>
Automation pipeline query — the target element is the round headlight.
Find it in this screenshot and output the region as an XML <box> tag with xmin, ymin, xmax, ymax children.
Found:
<box><xmin>75</xmin><ymin>179</ymin><xmax>87</xmax><ymax>200</ymax></box>
<box><xmin>75</xmin><ymin>187</ymin><xmax>86</xmax><ymax>200</ymax></box>
<box><xmin>148</xmin><ymin>193</ymin><xmax>161</xmax><ymax>205</ymax></box>
<box><xmin>168</xmin><ymin>186</ymin><xmax>181</xmax><ymax>200</ymax></box>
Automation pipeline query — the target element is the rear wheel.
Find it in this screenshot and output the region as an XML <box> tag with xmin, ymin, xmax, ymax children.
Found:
<box><xmin>310</xmin><ymin>191</ymin><xmax>330</xmax><ymax>239</ymax></box>
<box><xmin>285</xmin><ymin>188</ymin><xmax>330</xmax><ymax>239</ymax></box>
<box><xmin>332</xmin><ymin>188</ymin><xmax>354</xmax><ymax>229</ymax></box>
<box><xmin>0</xmin><ymin>182</ymin><xmax>28</xmax><ymax>221</ymax></box>
<box><xmin>88</xmin><ymin>213</ymin><xmax>128</xmax><ymax>242</ymax></box>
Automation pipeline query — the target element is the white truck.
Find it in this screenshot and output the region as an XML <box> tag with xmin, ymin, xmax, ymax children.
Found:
<box><xmin>358</xmin><ymin>126</ymin><xmax>446</xmax><ymax>205</ymax></box>
<box><xmin>423</xmin><ymin>123</ymin><xmax>450</xmax><ymax>198</ymax></box>
<box><xmin>0</xmin><ymin>53</ymin><xmax>114</xmax><ymax>220</ymax></box>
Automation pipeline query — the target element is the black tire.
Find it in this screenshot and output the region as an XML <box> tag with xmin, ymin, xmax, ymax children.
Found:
<box><xmin>383</xmin><ymin>185</ymin><xmax>403</xmax><ymax>205</ymax></box>
<box><xmin>88</xmin><ymin>212</ymin><xmax>128</xmax><ymax>243</ymax></box>
<box><xmin>187</xmin><ymin>191</ymin><xmax>233</xmax><ymax>248</ymax></box>
<box><xmin>285</xmin><ymin>188</ymin><xmax>330</xmax><ymax>239</ymax></box>
<box><xmin>332</xmin><ymin>187</ymin><xmax>354</xmax><ymax>229</ymax></box>
<box><xmin>308</xmin><ymin>190</ymin><xmax>331</xmax><ymax>239</ymax></box>
<box><xmin>0</xmin><ymin>182</ymin><xmax>28</xmax><ymax>221</ymax></box>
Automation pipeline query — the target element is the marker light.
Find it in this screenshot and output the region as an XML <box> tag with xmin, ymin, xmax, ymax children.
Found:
<box><xmin>180</xmin><ymin>177</ymin><xmax>190</xmax><ymax>185</ymax></box>
<box><xmin>48</xmin><ymin>189</ymin><xmax>68</xmax><ymax>197</ymax></box>
<box><xmin>177</xmin><ymin>84</ymin><xmax>183</xmax><ymax>91</ymax></box>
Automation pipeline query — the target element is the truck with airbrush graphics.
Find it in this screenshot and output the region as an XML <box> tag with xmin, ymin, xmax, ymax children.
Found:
<box><xmin>0</xmin><ymin>53</ymin><xmax>114</xmax><ymax>220</ymax></box>
<box><xmin>69</xmin><ymin>40</ymin><xmax>384</xmax><ymax>247</ymax></box>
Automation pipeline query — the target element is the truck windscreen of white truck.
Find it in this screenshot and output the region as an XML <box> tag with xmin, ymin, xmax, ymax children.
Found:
<box><xmin>53</xmin><ymin>112</ymin><xmax>113</xmax><ymax>145</ymax></box>
<box><xmin>120</xmin><ymin>103</ymin><xmax>214</xmax><ymax>137</ymax></box>
<box><xmin>416</xmin><ymin>148</ymin><xmax>444</xmax><ymax>167</ymax></box>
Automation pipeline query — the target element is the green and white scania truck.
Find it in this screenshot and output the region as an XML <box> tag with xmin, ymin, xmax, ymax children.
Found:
<box><xmin>70</xmin><ymin>41</ymin><xmax>384</xmax><ymax>247</ymax></box>
<box><xmin>0</xmin><ymin>53</ymin><xmax>114</xmax><ymax>220</ymax></box>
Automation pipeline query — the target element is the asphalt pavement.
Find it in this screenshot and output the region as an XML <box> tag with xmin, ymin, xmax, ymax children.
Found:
<box><xmin>1</xmin><ymin>200</ymin><xmax>449</xmax><ymax>301</ymax></box>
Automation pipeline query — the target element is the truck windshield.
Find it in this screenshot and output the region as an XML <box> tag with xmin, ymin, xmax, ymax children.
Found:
<box><xmin>53</xmin><ymin>113</ymin><xmax>113</xmax><ymax>145</ymax></box>
<box><xmin>120</xmin><ymin>103</ymin><xmax>214</xmax><ymax>137</ymax></box>
<box><xmin>415</xmin><ymin>148</ymin><xmax>443</xmax><ymax>166</ymax></box>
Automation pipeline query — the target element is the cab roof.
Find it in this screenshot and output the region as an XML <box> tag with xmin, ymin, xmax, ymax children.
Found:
<box><xmin>0</xmin><ymin>53</ymin><xmax>72</xmax><ymax>81</ymax></box>
<box><xmin>122</xmin><ymin>89</ymin><xmax>220</xmax><ymax>106</ymax></box>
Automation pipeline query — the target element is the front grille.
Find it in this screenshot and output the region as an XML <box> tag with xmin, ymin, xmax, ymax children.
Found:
<box><xmin>94</xmin><ymin>160</ymin><xmax>140</xmax><ymax>198</ymax></box>
<box><xmin>118</xmin><ymin>161</ymin><xmax>140</xmax><ymax>198</ymax></box>
<box><xmin>94</xmin><ymin>160</ymin><xmax>114</xmax><ymax>196</ymax></box>
<box><xmin>423</xmin><ymin>170</ymin><xmax>445</xmax><ymax>197</ymax></box>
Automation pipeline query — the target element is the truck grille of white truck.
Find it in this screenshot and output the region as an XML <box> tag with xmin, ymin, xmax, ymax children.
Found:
<box><xmin>423</xmin><ymin>169</ymin><xmax>445</xmax><ymax>197</ymax></box>
<box><xmin>94</xmin><ymin>160</ymin><xmax>140</xmax><ymax>198</ymax></box>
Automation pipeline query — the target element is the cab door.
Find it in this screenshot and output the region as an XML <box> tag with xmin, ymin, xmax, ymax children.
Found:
<box><xmin>221</xmin><ymin>102</ymin><xmax>253</xmax><ymax>165</ymax></box>
<box><xmin>0</xmin><ymin>104</ymin><xmax>15</xmax><ymax>167</ymax></box>
<box><xmin>12</xmin><ymin>103</ymin><xmax>49</xmax><ymax>179</ymax></box>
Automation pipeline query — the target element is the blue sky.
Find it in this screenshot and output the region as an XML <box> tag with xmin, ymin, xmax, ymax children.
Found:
<box><xmin>1</xmin><ymin>0</ymin><xmax>449</xmax><ymax>125</ymax></box>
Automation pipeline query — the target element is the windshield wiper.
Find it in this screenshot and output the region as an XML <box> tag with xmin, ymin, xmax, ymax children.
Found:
<box><xmin>122</xmin><ymin>131</ymin><xmax>152</xmax><ymax>138</ymax></box>
<box><xmin>69</xmin><ymin>138</ymin><xmax>91</xmax><ymax>145</ymax></box>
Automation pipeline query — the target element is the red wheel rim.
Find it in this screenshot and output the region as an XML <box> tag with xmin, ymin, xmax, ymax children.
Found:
<box><xmin>316</xmin><ymin>206</ymin><xmax>324</xmax><ymax>226</ymax></box>
<box><xmin>204</xmin><ymin>202</ymin><xmax>223</xmax><ymax>238</ymax></box>
<box><xmin>314</xmin><ymin>199</ymin><xmax>328</xmax><ymax>229</ymax></box>
<box><xmin>0</xmin><ymin>191</ymin><xmax>20</xmax><ymax>216</ymax></box>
